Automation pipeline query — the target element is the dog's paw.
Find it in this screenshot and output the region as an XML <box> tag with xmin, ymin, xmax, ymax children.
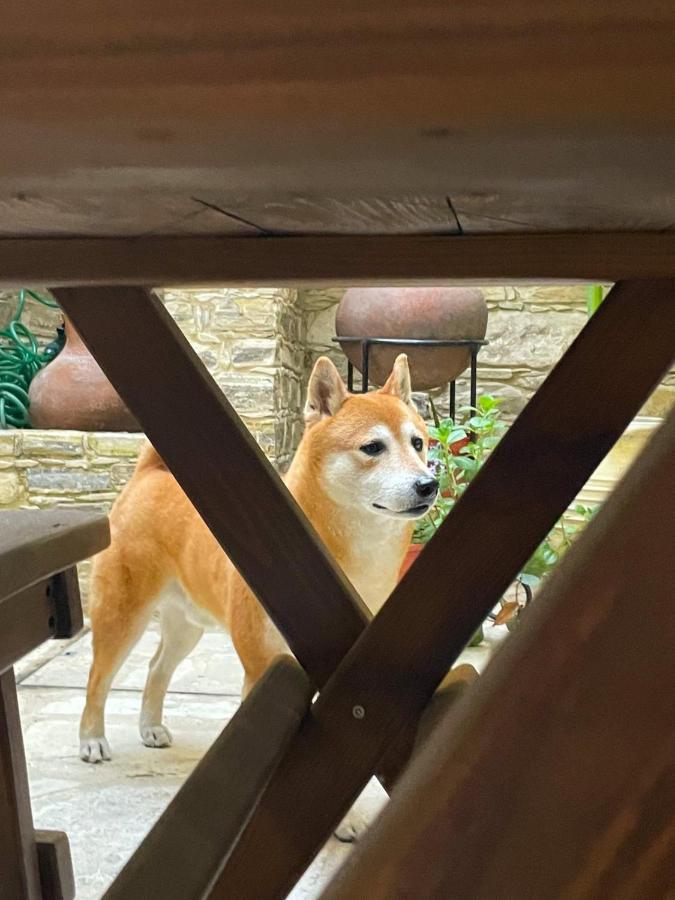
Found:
<box><xmin>140</xmin><ymin>724</ymin><xmax>173</xmax><ymax>748</ymax></box>
<box><xmin>80</xmin><ymin>737</ymin><xmax>111</xmax><ymax>764</ymax></box>
<box><xmin>334</xmin><ymin>810</ymin><xmax>368</xmax><ymax>843</ymax></box>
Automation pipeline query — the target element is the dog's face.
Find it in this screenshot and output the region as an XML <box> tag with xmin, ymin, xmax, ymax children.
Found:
<box><xmin>303</xmin><ymin>354</ymin><xmax>438</xmax><ymax>520</ymax></box>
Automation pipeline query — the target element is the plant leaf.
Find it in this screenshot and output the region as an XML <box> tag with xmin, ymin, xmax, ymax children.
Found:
<box><xmin>478</xmin><ymin>395</ymin><xmax>498</xmax><ymax>411</ymax></box>
<box><xmin>448</xmin><ymin>428</ymin><xmax>468</xmax><ymax>444</ymax></box>
<box><xmin>452</xmin><ymin>455</ymin><xmax>478</xmax><ymax>472</ymax></box>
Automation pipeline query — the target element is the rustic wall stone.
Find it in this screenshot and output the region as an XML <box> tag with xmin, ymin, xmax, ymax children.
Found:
<box><xmin>1</xmin><ymin>286</ymin><xmax>304</xmax><ymax>469</ymax></box>
<box><xmin>0</xmin><ymin>432</ymin><xmax>16</xmax><ymax>455</ymax></box>
<box><xmin>0</xmin><ymin>471</ymin><xmax>22</xmax><ymax>505</ymax></box>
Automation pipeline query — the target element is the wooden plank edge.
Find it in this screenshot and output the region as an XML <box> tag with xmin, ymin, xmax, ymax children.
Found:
<box><xmin>0</xmin><ymin>668</ymin><xmax>42</xmax><ymax>897</ymax></box>
<box><xmin>0</xmin><ymin>510</ymin><xmax>109</xmax><ymax>601</ymax></box>
<box><xmin>0</xmin><ymin>233</ymin><xmax>673</xmax><ymax>285</ymax></box>
<box><xmin>36</xmin><ymin>830</ymin><xmax>76</xmax><ymax>900</ymax></box>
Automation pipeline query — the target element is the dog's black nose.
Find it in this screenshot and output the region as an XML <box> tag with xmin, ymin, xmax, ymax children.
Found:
<box><xmin>414</xmin><ymin>476</ymin><xmax>439</xmax><ymax>499</ymax></box>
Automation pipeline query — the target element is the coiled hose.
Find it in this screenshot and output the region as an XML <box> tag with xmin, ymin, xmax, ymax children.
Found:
<box><xmin>0</xmin><ymin>289</ymin><xmax>63</xmax><ymax>428</ymax></box>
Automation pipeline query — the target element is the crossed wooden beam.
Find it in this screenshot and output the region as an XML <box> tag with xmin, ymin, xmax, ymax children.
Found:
<box><xmin>46</xmin><ymin>279</ymin><xmax>675</xmax><ymax>898</ymax></box>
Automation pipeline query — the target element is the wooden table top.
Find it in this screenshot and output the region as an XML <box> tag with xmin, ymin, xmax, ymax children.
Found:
<box><xmin>1</xmin><ymin>2</ymin><xmax>674</xmax><ymax>284</ymax></box>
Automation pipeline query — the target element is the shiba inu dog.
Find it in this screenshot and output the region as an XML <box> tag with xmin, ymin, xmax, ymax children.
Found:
<box><xmin>79</xmin><ymin>354</ymin><xmax>437</xmax><ymax>787</ymax></box>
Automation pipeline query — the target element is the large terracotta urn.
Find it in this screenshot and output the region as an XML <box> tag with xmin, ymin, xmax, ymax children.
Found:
<box><xmin>29</xmin><ymin>317</ymin><xmax>139</xmax><ymax>431</ymax></box>
<box><xmin>336</xmin><ymin>287</ymin><xmax>488</xmax><ymax>390</ymax></box>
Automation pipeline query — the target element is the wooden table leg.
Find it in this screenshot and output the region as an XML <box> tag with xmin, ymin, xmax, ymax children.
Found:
<box><xmin>324</xmin><ymin>403</ymin><xmax>675</xmax><ymax>900</ymax></box>
<box><xmin>209</xmin><ymin>279</ymin><xmax>675</xmax><ymax>897</ymax></box>
<box><xmin>0</xmin><ymin>668</ymin><xmax>41</xmax><ymax>899</ymax></box>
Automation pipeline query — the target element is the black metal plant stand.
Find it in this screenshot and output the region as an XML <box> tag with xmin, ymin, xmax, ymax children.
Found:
<box><xmin>332</xmin><ymin>337</ymin><xmax>487</xmax><ymax>418</ymax></box>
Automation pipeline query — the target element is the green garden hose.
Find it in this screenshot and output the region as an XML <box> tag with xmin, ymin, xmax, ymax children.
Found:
<box><xmin>0</xmin><ymin>289</ymin><xmax>63</xmax><ymax>429</ymax></box>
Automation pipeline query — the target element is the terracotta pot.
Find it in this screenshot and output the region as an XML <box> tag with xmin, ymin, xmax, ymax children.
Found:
<box><xmin>336</xmin><ymin>287</ymin><xmax>488</xmax><ymax>390</ymax></box>
<box><xmin>29</xmin><ymin>317</ymin><xmax>139</xmax><ymax>431</ymax></box>
<box><xmin>399</xmin><ymin>543</ymin><xmax>425</xmax><ymax>579</ymax></box>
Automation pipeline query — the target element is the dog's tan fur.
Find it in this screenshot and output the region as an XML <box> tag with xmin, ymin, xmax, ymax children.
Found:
<box><xmin>79</xmin><ymin>355</ymin><xmax>436</xmax><ymax>767</ymax></box>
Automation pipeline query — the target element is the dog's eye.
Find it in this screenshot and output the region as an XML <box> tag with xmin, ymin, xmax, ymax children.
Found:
<box><xmin>412</xmin><ymin>436</ymin><xmax>424</xmax><ymax>452</ymax></box>
<box><xmin>360</xmin><ymin>440</ymin><xmax>385</xmax><ymax>457</ymax></box>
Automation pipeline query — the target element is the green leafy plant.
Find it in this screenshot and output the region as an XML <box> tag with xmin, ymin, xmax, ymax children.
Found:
<box><xmin>414</xmin><ymin>395</ymin><xmax>598</xmax><ymax>631</ymax></box>
<box><xmin>413</xmin><ymin>395</ymin><xmax>506</xmax><ymax>544</ymax></box>
<box><xmin>586</xmin><ymin>284</ymin><xmax>607</xmax><ymax>317</ymax></box>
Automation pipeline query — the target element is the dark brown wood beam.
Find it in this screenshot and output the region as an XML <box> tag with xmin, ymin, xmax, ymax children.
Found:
<box><xmin>0</xmin><ymin>233</ymin><xmax>672</xmax><ymax>286</ymax></box>
<box><xmin>0</xmin><ymin>573</ymin><xmax>81</xmax><ymax>675</ymax></box>
<box><xmin>0</xmin><ymin>669</ymin><xmax>41</xmax><ymax>899</ymax></box>
<box><xmin>324</xmin><ymin>404</ymin><xmax>675</xmax><ymax>900</ymax></box>
<box><xmin>53</xmin><ymin>287</ymin><xmax>370</xmax><ymax>688</ymax></box>
<box><xmin>210</xmin><ymin>279</ymin><xmax>675</xmax><ymax>897</ymax></box>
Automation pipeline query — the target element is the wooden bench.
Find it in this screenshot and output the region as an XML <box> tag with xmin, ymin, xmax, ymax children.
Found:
<box><xmin>0</xmin><ymin>510</ymin><xmax>109</xmax><ymax>900</ymax></box>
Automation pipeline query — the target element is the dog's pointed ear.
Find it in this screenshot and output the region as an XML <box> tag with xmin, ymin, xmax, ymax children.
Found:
<box><xmin>380</xmin><ymin>353</ymin><xmax>413</xmax><ymax>406</ymax></box>
<box><xmin>304</xmin><ymin>357</ymin><xmax>349</xmax><ymax>425</ymax></box>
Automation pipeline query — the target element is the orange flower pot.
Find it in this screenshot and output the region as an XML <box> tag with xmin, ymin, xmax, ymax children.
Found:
<box><xmin>399</xmin><ymin>542</ymin><xmax>425</xmax><ymax>580</ymax></box>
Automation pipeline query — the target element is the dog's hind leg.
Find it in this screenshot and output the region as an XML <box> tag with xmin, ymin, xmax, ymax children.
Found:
<box><xmin>80</xmin><ymin>609</ymin><xmax>156</xmax><ymax>763</ymax></box>
<box><xmin>139</xmin><ymin>587</ymin><xmax>203</xmax><ymax>748</ymax></box>
<box><xmin>80</xmin><ymin>551</ymin><xmax>163</xmax><ymax>763</ymax></box>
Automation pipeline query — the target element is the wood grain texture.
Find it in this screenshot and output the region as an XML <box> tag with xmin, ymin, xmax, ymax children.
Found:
<box><xmin>0</xmin><ymin>195</ymin><xmax>256</xmax><ymax>238</ymax></box>
<box><xmin>210</xmin><ymin>280</ymin><xmax>675</xmax><ymax>898</ymax></box>
<box><xmin>0</xmin><ymin>233</ymin><xmax>673</xmax><ymax>286</ymax></box>
<box><xmin>0</xmin><ymin>2</ymin><xmax>673</xmax><ymax>239</ymax></box>
<box><xmin>194</xmin><ymin>195</ymin><xmax>460</xmax><ymax>235</ymax></box>
<box><xmin>324</xmin><ymin>406</ymin><xmax>675</xmax><ymax>900</ymax></box>
<box><xmin>53</xmin><ymin>287</ymin><xmax>370</xmax><ymax>688</ymax></box>
<box><xmin>0</xmin><ymin>668</ymin><xmax>41</xmax><ymax>899</ymax></box>
<box><xmin>0</xmin><ymin>509</ymin><xmax>109</xmax><ymax>600</ymax></box>
<box><xmin>106</xmin><ymin>658</ymin><xmax>311</xmax><ymax>900</ymax></box>
<box><xmin>453</xmin><ymin>192</ymin><xmax>675</xmax><ymax>234</ymax></box>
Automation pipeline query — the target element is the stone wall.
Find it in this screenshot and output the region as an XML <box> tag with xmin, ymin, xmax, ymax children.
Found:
<box><xmin>161</xmin><ymin>287</ymin><xmax>304</xmax><ymax>469</ymax></box>
<box><xmin>0</xmin><ymin>287</ymin><xmax>304</xmax><ymax>469</ymax></box>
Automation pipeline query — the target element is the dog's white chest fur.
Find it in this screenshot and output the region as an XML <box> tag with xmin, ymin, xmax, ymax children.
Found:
<box><xmin>342</xmin><ymin>520</ymin><xmax>408</xmax><ymax>615</ymax></box>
